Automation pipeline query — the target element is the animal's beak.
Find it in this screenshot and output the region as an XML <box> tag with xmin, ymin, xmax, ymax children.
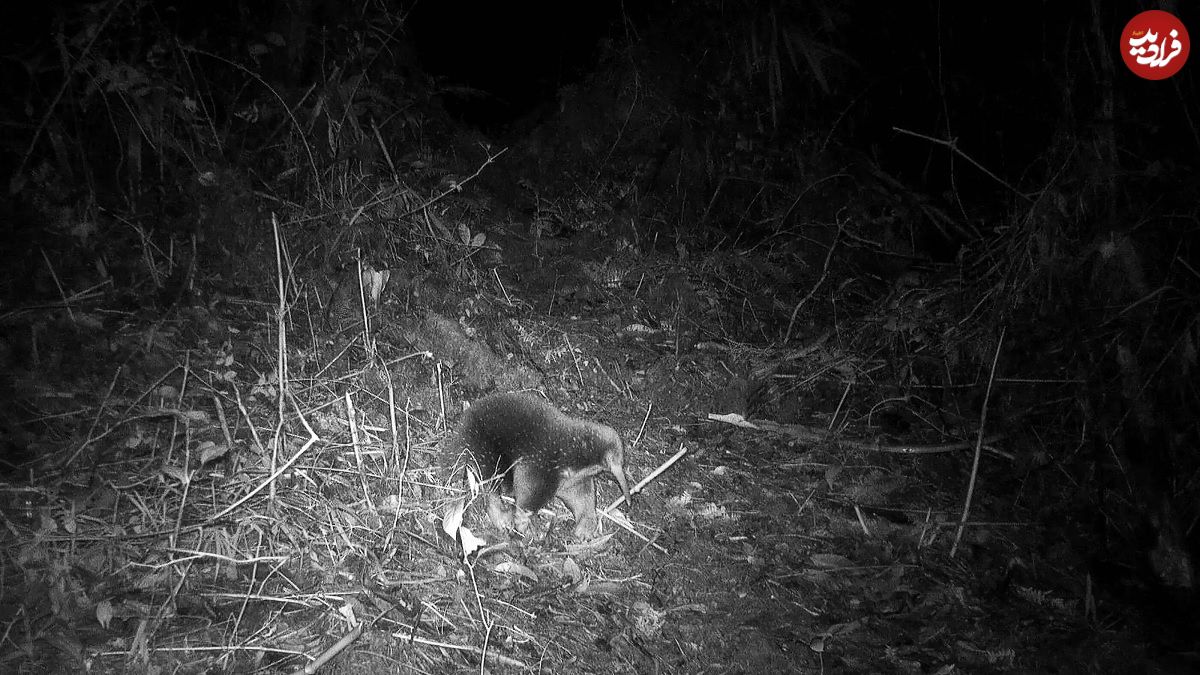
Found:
<box><xmin>609</xmin><ymin>456</ymin><xmax>632</xmax><ymax>506</ymax></box>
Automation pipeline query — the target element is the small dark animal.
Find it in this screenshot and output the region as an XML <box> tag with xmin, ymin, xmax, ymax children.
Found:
<box><xmin>447</xmin><ymin>392</ymin><xmax>631</xmax><ymax>539</ymax></box>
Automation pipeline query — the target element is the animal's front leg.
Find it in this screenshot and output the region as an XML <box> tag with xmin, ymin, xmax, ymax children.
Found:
<box><xmin>557</xmin><ymin>476</ymin><xmax>599</xmax><ymax>539</ymax></box>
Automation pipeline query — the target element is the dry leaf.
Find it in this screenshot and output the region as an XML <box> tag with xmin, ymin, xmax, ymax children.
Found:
<box><xmin>96</xmin><ymin>600</ymin><xmax>114</xmax><ymax>629</ymax></box>
<box><xmin>495</xmin><ymin>561</ymin><xmax>539</xmax><ymax>582</ymax></box>
<box><xmin>562</xmin><ymin>557</ymin><xmax>582</xmax><ymax>584</ymax></box>
<box><xmin>809</xmin><ymin>553</ymin><xmax>854</xmax><ymax>569</ymax></box>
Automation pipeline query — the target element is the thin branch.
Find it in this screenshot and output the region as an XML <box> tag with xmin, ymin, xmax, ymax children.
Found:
<box><xmin>951</xmin><ymin>327</ymin><xmax>1006</xmax><ymax>557</ymax></box>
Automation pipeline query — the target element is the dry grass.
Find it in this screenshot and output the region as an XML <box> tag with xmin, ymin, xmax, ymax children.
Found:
<box><xmin>0</xmin><ymin>216</ymin><xmax>663</xmax><ymax>673</ymax></box>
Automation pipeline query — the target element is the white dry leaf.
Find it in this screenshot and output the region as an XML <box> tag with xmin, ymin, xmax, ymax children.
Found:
<box><xmin>579</xmin><ymin>581</ymin><xmax>625</xmax><ymax>596</ymax></box>
<box><xmin>564</xmin><ymin>533</ymin><xmax>615</xmax><ymax>556</ymax></box>
<box><xmin>95</xmin><ymin>600</ymin><xmax>114</xmax><ymax>629</ymax></box>
<box><xmin>824</xmin><ymin>465</ymin><xmax>843</xmax><ymax>489</ymax></box>
<box><xmin>364</xmin><ymin>267</ymin><xmax>390</xmax><ymax>303</ymax></box>
<box><xmin>495</xmin><ymin>561</ymin><xmax>539</xmax><ymax>582</ymax></box>
<box><xmin>183</xmin><ymin>410</ymin><xmax>210</xmax><ymax>424</ymax></box>
<box><xmin>809</xmin><ymin>553</ymin><xmax>854</xmax><ymax>569</ymax></box>
<box><xmin>161</xmin><ymin>464</ymin><xmax>190</xmax><ymax>486</ymax></box>
<box><xmin>631</xmin><ymin>601</ymin><xmax>666</xmax><ymax>637</ymax></box>
<box><xmin>71</xmin><ymin>219</ymin><xmax>97</xmax><ymax>242</ymax></box>
<box><xmin>37</xmin><ymin>513</ymin><xmax>56</xmax><ymax>535</ymax></box>
<box><xmin>123</xmin><ymin>427</ymin><xmax>147</xmax><ymax>449</ymax></box>
<box><xmin>707</xmin><ymin>412</ymin><xmax>755</xmax><ymax>427</ymax></box>
<box><xmin>441</xmin><ymin>497</ymin><xmax>466</xmax><ymax>538</ymax></box>
<box><xmin>562</xmin><ymin>557</ymin><xmax>583</xmax><ymax>584</ymax></box>
<box><xmin>605</xmin><ymin>508</ymin><xmax>631</xmax><ymax>529</ymax></box>
<box><xmin>71</xmin><ymin>313</ymin><xmax>104</xmax><ymax>330</ymax></box>
<box><xmin>465</xmin><ymin>466</ymin><xmax>483</xmax><ymax>495</ymax></box>
<box><xmin>695</xmin><ymin>503</ymin><xmax>728</xmax><ymax>519</ymax></box>
<box><xmin>457</xmin><ymin>526</ymin><xmax>487</xmax><ymax>560</ymax></box>
<box><xmin>377</xmin><ymin>494</ymin><xmax>403</xmax><ymax>514</ymax></box>
<box><xmin>669</xmin><ymin>491</ymin><xmax>694</xmax><ymax>507</ymax></box>
<box><xmin>197</xmin><ymin>441</ymin><xmax>228</xmax><ymax>465</ymax></box>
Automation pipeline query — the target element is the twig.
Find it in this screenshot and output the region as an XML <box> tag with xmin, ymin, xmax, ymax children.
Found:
<box><xmin>61</xmin><ymin>364</ymin><xmax>125</xmax><ymax>468</ymax></box>
<box><xmin>385</xmin><ymin>372</ymin><xmax>401</xmax><ymax>486</ymax></box>
<box><xmin>289</xmin><ymin>622</ymin><xmax>363</xmax><ymax>675</ymax></box>
<box><xmin>211</xmin><ymin>394</ymin><xmax>236</xmax><ymax>474</ymax></box>
<box><xmin>384</xmin><ymin>631</ymin><xmax>527</xmax><ymax>669</ymax></box>
<box><xmin>232</xmin><ymin>386</ymin><xmax>268</xmax><ymax>455</ymax></box>
<box><xmin>38</xmin><ymin>249</ymin><xmax>75</xmax><ymax>322</ymax></box>
<box><xmin>272</xmin><ymin>213</ymin><xmax>289</xmax><ymax>506</ymax></box>
<box><xmin>170</xmin><ymin>435</ymin><xmax>193</xmax><ymax>548</ymax></box>
<box><xmin>565</xmin><ymin>335</ymin><xmax>585</xmax><ymax>388</ymax></box>
<box><xmin>346</xmin><ymin>391</ymin><xmax>375</xmax><ymax>511</ymax></box>
<box><xmin>152</xmin><ymin>550</ymin><xmax>288</xmax><ymax>568</ymax></box>
<box><xmin>492</xmin><ymin>267</ymin><xmax>512</xmax><ymax>306</ymax></box>
<box><xmin>706</xmin><ymin>413</ymin><xmax>1009</xmax><ymax>459</ymax></box>
<box><xmin>372</xmin><ymin>118</ymin><xmax>397</xmax><ymax>181</ymax></box>
<box><xmin>398</xmin><ymin>147</ymin><xmax>508</xmax><ymax>220</ymax></box>
<box><xmin>830</xmin><ymin>379</ymin><xmax>852</xmax><ymax>431</ymax></box>
<box><xmin>437</xmin><ymin>362</ymin><xmax>448</xmax><ymax>433</ymax></box>
<box><xmin>631</xmin><ymin>400</ymin><xmax>652</xmax><ymax>451</ymax></box>
<box><xmin>352</xmin><ymin>255</ymin><xmax>380</xmax><ymax>361</ymax></box>
<box><xmin>0</xmin><ymin>283</ymin><xmax>110</xmax><ymax>321</ymax></box>
<box><xmin>853</xmin><ymin>504</ymin><xmax>870</xmax><ymax>536</ymax></box>
<box><xmin>951</xmin><ymin>327</ymin><xmax>1005</xmax><ymax>557</ymax></box>
<box><xmin>205</xmin><ymin>392</ymin><xmax>319</xmax><ymax>522</ymax></box>
<box><xmin>596</xmin><ymin>509</ymin><xmax>665</xmax><ymax>553</ymax></box>
<box><xmin>862</xmin><ymin>436</ymin><xmax>1008</xmax><ymax>459</ymax></box>
<box><xmin>479</xmin><ymin>602</ymin><xmax>494</xmax><ymax>675</ymax></box>
<box><xmin>783</xmin><ymin>216</ymin><xmax>843</xmax><ymax>343</ymax></box>
<box><xmin>96</xmin><ymin>644</ymin><xmax>306</xmax><ymax>661</ymax></box>
<box><xmin>893</xmin><ymin>127</ymin><xmax>1033</xmax><ymax>201</ymax></box>
<box><xmin>399</xmin><ymin>394</ymin><xmax>412</xmax><ymax>496</ymax></box>
<box><xmin>595</xmin><ymin>72</ymin><xmax>640</xmax><ymax>180</ymax></box>
<box><xmin>463</xmin><ymin>560</ymin><xmax>493</xmax><ymax>672</ymax></box>
<box><xmin>593</xmin><ymin>443</ymin><xmax>685</xmax><ymax>555</ymax></box>
<box><xmin>381</xmin><ymin>376</ymin><xmax>409</xmax><ymax>558</ymax></box>
<box><xmin>624</xmin><ymin>444</ymin><xmax>688</xmax><ymax>502</ymax></box>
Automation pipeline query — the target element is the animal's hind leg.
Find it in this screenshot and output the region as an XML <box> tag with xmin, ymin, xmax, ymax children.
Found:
<box><xmin>485</xmin><ymin>491</ymin><xmax>534</xmax><ymax>536</ymax></box>
<box><xmin>557</xmin><ymin>476</ymin><xmax>599</xmax><ymax>539</ymax></box>
<box><xmin>484</xmin><ymin>493</ymin><xmax>514</xmax><ymax>531</ymax></box>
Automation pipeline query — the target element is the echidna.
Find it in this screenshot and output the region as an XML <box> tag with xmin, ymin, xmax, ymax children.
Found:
<box><xmin>446</xmin><ymin>392</ymin><xmax>631</xmax><ymax>539</ymax></box>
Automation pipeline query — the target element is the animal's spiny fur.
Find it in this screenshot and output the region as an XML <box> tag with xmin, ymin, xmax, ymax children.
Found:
<box><xmin>447</xmin><ymin>392</ymin><xmax>631</xmax><ymax>539</ymax></box>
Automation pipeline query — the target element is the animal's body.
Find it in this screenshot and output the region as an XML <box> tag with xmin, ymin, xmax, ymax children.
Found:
<box><xmin>446</xmin><ymin>392</ymin><xmax>631</xmax><ymax>539</ymax></box>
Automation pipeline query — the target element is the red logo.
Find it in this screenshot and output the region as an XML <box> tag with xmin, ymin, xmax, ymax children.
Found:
<box><xmin>1121</xmin><ymin>10</ymin><xmax>1189</xmax><ymax>80</ymax></box>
